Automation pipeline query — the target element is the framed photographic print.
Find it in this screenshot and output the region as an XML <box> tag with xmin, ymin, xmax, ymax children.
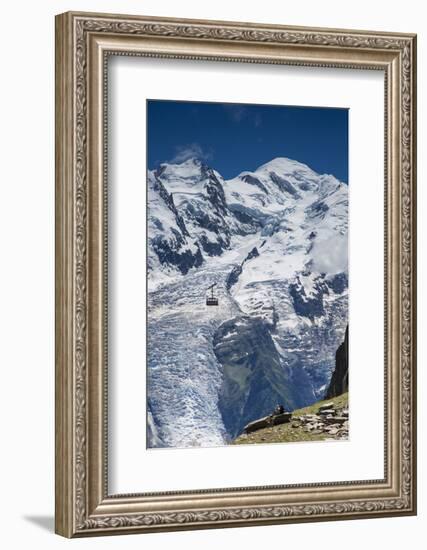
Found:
<box><xmin>55</xmin><ymin>11</ymin><xmax>417</xmax><ymax>537</ymax></box>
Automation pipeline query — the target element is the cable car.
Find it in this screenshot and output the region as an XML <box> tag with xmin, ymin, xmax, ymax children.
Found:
<box><xmin>206</xmin><ymin>283</ymin><xmax>219</xmax><ymax>306</ymax></box>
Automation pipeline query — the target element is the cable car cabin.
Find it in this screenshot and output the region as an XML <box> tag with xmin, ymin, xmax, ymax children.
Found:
<box><xmin>206</xmin><ymin>283</ymin><xmax>219</xmax><ymax>306</ymax></box>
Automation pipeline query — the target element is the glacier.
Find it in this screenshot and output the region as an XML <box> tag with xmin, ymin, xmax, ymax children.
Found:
<box><xmin>147</xmin><ymin>157</ymin><xmax>348</xmax><ymax>447</ymax></box>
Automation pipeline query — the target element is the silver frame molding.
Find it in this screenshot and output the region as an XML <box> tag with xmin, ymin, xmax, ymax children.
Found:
<box><xmin>55</xmin><ymin>11</ymin><xmax>417</xmax><ymax>538</ymax></box>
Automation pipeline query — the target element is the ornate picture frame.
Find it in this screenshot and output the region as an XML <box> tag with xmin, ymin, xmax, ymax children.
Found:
<box><xmin>55</xmin><ymin>11</ymin><xmax>417</xmax><ymax>537</ymax></box>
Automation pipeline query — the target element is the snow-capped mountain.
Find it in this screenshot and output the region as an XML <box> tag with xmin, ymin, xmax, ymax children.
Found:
<box><xmin>148</xmin><ymin>159</ymin><xmax>257</xmax><ymax>283</ymax></box>
<box><xmin>147</xmin><ymin>157</ymin><xmax>348</xmax><ymax>447</ymax></box>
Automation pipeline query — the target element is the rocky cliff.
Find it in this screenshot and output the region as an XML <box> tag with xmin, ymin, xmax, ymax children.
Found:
<box><xmin>325</xmin><ymin>326</ymin><xmax>349</xmax><ymax>399</ymax></box>
<box><xmin>213</xmin><ymin>316</ymin><xmax>315</xmax><ymax>439</ymax></box>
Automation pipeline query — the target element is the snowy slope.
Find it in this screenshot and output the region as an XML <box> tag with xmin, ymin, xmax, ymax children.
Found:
<box><xmin>147</xmin><ymin>170</ymin><xmax>203</xmax><ymax>282</ymax></box>
<box><xmin>148</xmin><ymin>159</ymin><xmax>257</xmax><ymax>285</ymax></box>
<box><xmin>147</xmin><ymin>157</ymin><xmax>348</xmax><ymax>447</ymax></box>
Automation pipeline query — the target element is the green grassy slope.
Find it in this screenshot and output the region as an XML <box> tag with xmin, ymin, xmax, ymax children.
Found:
<box><xmin>232</xmin><ymin>392</ymin><xmax>349</xmax><ymax>445</ymax></box>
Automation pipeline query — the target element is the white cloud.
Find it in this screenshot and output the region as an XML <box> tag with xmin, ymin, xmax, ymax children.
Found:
<box><xmin>170</xmin><ymin>143</ymin><xmax>212</xmax><ymax>164</ymax></box>
<box><xmin>311</xmin><ymin>234</ymin><xmax>348</xmax><ymax>274</ymax></box>
<box><xmin>223</xmin><ymin>104</ymin><xmax>247</xmax><ymax>122</ymax></box>
<box><xmin>223</xmin><ymin>104</ymin><xmax>262</xmax><ymax>127</ymax></box>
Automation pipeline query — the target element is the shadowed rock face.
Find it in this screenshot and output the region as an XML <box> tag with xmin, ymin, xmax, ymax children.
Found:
<box><xmin>288</xmin><ymin>275</ymin><xmax>328</xmax><ymax>319</ymax></box>
<box><xmin>152</xmin><ymin>233</ymin><xmax>203</xmax><ymax>275</ymax></box>
<box><xmin>326</xmin><ymin>326</ymin><xmax>349</xmax><ymax>399</ymax></box>
<box><xmin>213</xmin><ymin>316</ymin><xmax>314</xmax><ymax>439</ymax></box>
<box><xmin>226</xmin><ymin>247</ymin><xmax>259</xmax><ymax>291</ymax></box>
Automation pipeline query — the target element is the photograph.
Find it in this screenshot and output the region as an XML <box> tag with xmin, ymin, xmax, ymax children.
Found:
<box><xmin>146</xmin><ymin>99</ymin><xmax>349</xmax><ymax>449</ymax></box>
<box><xmin>52</xmin><ymin>8</ymin><xmax>417</xmax><ymax>539</ymax></box>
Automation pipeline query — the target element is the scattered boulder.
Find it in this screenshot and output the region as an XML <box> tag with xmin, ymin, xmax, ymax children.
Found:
<box><xmin>271</xmin><ymin>412</ymin><xmax>292</xmax><ymax>426</ymax></box>
<box><xmin>323</xmin><ymin>415</ymin><xmax>338</xmax><ymax>424</ymax></box>
<box><xmin>319</xmin><ymin>409</ymin><xmax>335</xmax><ymax>417</ymax></box>
<box><xmin>290</xmin><ymin>398</ymin><xmax>349</xmax><ymax>441</ymax></box>
<box><xmin>243</xmin><ymin>410</ymin><xmax>292</xmax><ymax>434</ymax></box>
<box><xmin>318</xmin><ymin>402</ymin><xmax>335</xmax><ymax>413</ymax></box>
<box><xmin>238</xmin><ymin>397</ymin><xmax>349</xmax><ymax>442</ymax></box>
<box><xmin>243</xmin><ymin>415</ymin><xmax>272</xmax><ymax>434</ymax></box>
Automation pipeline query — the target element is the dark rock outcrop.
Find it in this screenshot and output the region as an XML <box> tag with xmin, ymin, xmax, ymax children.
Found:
<box><xmin>305</xmin><ymin>198</ymin><xmax>329</xmax><ymax>220</ymax></box>
<box><xmin>151</xmin><ymin>235</ymin><xmax>203</xmax><ymax>275</ymax></box>
<box><xmin>269</xmin><ymin>171</ymin><xmax>301</xmax><ymax>198</ymax></box>
<box><xmin>289</xmin><ymin>274</ymin><xmax>329</xmax><ymax>320</ymax></box>
<box><xmin>326</xmin><ymin>326</ymin><xmax>349</xmax><ymax>398</ymax></box>
<box><xmin>327</xmin><ymin>272</ymin><xmax>348</xmax><ymax>294</ymax></box>
<box><xmin>244</xmin><ymin>411</ymin><xmax>292</xmax><ymax>434</ymax></box>
<box><xmin>241</xmin><ymin>174</ymin><xmax>269</xmax><ymax>195</ymax></box>
<box><xmin>226</xmin><ymin>247</ymin><xmax>259</xmax><ymax>291</ymax></box>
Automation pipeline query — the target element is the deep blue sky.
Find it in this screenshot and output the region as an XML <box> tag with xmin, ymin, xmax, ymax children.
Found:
<box><xmin>147</xmin><ymin>100</ymin><xmax>348</xmax><ymax>183</ymax></box>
